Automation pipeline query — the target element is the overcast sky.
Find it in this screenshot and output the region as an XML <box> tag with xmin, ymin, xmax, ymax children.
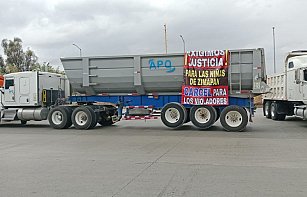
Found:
<box><xmin>0</xmin><ymin>0</ymin><xmax>306</xmax><ymax>74</ymax></box>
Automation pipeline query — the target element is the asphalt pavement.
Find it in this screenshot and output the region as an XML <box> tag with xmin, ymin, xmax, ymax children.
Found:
<box><xmin>1</xmin><ymin>109</ymin><xmax>307</xmax><ymax>197</ymax></box>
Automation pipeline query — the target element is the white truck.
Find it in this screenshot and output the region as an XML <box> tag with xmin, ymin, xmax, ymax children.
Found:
<box><xmin>0</xmin><ymin>72</ymin><xmax>70</xmax><ymax>124</ymax></box>
<box><xmin>263</xmin><ymin>51</ymin><xmax>307</xmax><ymax>120</ymax></box>
<box><xmin>0</xmin><ymin>71</ymin><xmax>117</xmax><ymax>129</ymax></box>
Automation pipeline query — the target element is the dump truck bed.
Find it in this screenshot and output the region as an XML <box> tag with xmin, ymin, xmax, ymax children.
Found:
<box><xmin>61</xmin><ymin>48</ymin><xmax>266</xmax><ymax>97</ymax></box>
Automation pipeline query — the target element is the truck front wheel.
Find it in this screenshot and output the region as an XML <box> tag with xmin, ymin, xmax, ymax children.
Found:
<box><xmin>161</xmin><ymin>102</ymin><xmax>187</xmax><ymax>128</ymax></box>
<box><xmin>220</xmin><ymin>105</ymin><xmax>248</xmax><ymax>132</ymax></box>
<box><xmin>190</xmin><ymin>106</ymin><xmax>217</xmax><ymax>129</ymax></box>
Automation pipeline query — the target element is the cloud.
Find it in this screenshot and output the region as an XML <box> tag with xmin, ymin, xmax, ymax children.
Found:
<box><xmin>0</xmin><ymin>0</ymin><xmax>306</xmax><ymax>73</ymax></box>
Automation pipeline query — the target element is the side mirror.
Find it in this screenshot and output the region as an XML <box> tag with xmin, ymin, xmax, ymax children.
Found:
<box><xmin>295</xmin><ymin>69</ymin><xmax>301</xmax><ymax>84</ymax></box>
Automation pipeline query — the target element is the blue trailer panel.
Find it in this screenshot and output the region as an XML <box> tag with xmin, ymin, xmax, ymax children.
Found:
<box><xmin>69</xmin><ymin>95</ymin><xmax>254</xmax><ymax>114</ymax></box>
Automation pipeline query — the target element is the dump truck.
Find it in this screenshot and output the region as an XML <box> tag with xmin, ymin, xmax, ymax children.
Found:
<box><xmin>0</xmin><ymin>48</ymin><xmax>267</xmax><ymax>131</ymax></box>
<box><xmin>263</xmin><ymin>51</ymin><xmax>307</xmax><ymax>120</ymax></box>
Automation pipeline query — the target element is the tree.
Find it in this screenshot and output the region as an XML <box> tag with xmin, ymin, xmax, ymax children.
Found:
<box><xmin>30</xmin><ymin>62</ymin><xmax>64</xmax><ymax>74</ymax></box>
<box><xmin>1</xmin><ymin>37</ymin><xmax>38</xmax><ymax>72</ymax></box>
<box><xmin>1</xmin><ymin>37</ymin><xmax>24</xmax><ymax>71</ymax></box>
<box><xmin>1</xmin><ymin>37</ymin><xmax>63</xmax><ymax>74</ymax></box>
<box><xmin>0</xmin><ymin>55</ymin><xmax>5</xmax><ymax>74</ymax></box>
<box><xmin>24</xmin><ymin>48</ymin><xmax>38</xmax><ymax>71</ymax></box>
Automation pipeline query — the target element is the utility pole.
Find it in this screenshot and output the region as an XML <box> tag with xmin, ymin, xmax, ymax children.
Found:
<box><xmin>272</xmin><ymin>27</ymin><xmax>276</xmax><ymax>73</ymax></box>
<box><xmin>164</xmin><ymin>24</ymin><xmax>168</xmax><ymax>54</ymax></box>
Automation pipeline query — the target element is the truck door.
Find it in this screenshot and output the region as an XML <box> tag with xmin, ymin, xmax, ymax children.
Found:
<box><xmin>288</xmin><ymin>61</ymin><xmax>304</xmax><ymax>100</ymax></box>
<box><xmin>19</xmin><ymin>77</ymin><xmax>30</xmax><ymax>104</ymax></box>
<box><xmin>4</xmin><ymin>78</ymin><xmax>15</xmax><ymax>102</ymax></box>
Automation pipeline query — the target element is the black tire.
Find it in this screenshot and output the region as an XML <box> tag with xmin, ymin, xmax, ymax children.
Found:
<box><xmin>271</xmin><ymin>103</ymin><xmax>286</xmax><ymax>121</ymax></box>
<box><xmin>72</xmin><ymin>106</ymin><xmax>95</xmax><ymax>130</ymax></box>
<box><xmin>270</xmin><ymin>102</ymin><xmax>278</xmax><ymax>120</ymax></box>
<box><xmin>178</xmin><ymin>103</ymin><xmax>188</xmax><ymax>124</ymax></box>
<box><xmin>62</xmin><ymin>106</ymin><xmax>73</xmax><ymax>129</ymax></box>
<box><xmin>86</xmin><ymin>106</ymin><xmax>98</xmax><ymax>129</ymax></box>
<box><xmin>20</xmin><ymin>120</ymin><xmax>27</xmax><ymax>125</ymax></box>
<box><xmin>262</xmin><ymin>102</ymin><xmax>266</xmax><ymax>116</ymax></box>
<box><xmin>264</xmin><ymin>101</ymin><xmax>272</xmax><ymax>119</ymax></box>
<box><xmin>190</xmin><ymin>106</ymin><xmax>217</xmax><ymax>129</ymax></box>
<box><xmin>48</xmin><ymin>106</ymin><xmax>70</xmax><ymax>129</ymax></box>
<box><xmin>161</xmin><ymin>102</ymin><xmax>187</xmax><ymax>128</ymax></box>
<box><xmin>220</xmin><ymin>105</ymin><xmax>248</xmax><ymax>132</ymax></box>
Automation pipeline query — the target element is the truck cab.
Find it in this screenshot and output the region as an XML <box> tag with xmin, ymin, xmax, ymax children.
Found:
<box><xmin>286</xmin><ymin>52</ymin><xmax>307</xmax><ymax>103</ymax></box>
<box><xmin>0</xmin><ymin>71</ymin><xmax>69</xmax><ymax>123</ymax></box>
<box><xmin>264</xmin><ymin>51</ymin><xmax>307</xmax><ymax>120</ymax></box>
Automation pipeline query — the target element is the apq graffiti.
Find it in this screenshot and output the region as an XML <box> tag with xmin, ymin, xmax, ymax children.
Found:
<box><xmin>149</xmin><ymin>59</ymin><xmax>175</xmax><ymax>73</ymax></box>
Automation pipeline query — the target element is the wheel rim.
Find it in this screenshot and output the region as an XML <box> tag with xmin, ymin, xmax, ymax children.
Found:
<box><xmin>195</xmin><ymin>107</ymin><xmax>211</xmax><ymax>124</ymax></box>
<box><xmin>225</xmin><ymin>111</ymin><xmax>242</xmax><ymax>128</ymax></box>
<box><xmin>51</xmin><ymin>111</ymin><xmax>63</xmax><ymax>125</ymax></box>
<box><xmin>165</xmin><ymin>108</ymin><xmax>180</xmax><ymax>123</ymax></box>
<box><xmin>75</xmin><ymin>111</ymin><xmax>88</xmax><ymax>126</ymax></box>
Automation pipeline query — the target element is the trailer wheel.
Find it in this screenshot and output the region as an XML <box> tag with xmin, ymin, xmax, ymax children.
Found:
<box><xmin>161</xmin><ymin>102</ymin><xmax>187</xmax><ymax>128</ymax></box>
<box><xmin>264</xmin><ymin>101</ymin><xmax>272</xmax><ymax>119</ymax></box>
<box><xmin>220</xmin><ymin>105</ymin><xmax>248</xmax><ymax>132</ymax></box>
<box><xmin>190</xmin><ymin>106</ymin><xmax>217</xmax><ymax>129</ymax></box>
<box><xmin>48</xmin><ymin>106</ymin><xmax>71</xmax><ymax>129</ymax></box>
<box><xmin>72</xmin><ymin>106</ymin><xmax>96</xmax><ymax>130</ymax></box>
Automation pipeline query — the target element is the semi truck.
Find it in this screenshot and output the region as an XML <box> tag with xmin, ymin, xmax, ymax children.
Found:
<box><xmin>263</xmin><ymin>51</ymin><xmax>307</xmax><ymax>120</ymax></box>
<box><xmin>0</xmin><ymin>48</ymin><xmax>268</xmax><ymax>131</ymax></box>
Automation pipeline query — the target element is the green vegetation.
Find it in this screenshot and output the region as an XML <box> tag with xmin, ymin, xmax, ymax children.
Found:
<box><xmin>0</xmin><ymin>37</ymin><xmax>63</xmax><ymax>74</ymax></box>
